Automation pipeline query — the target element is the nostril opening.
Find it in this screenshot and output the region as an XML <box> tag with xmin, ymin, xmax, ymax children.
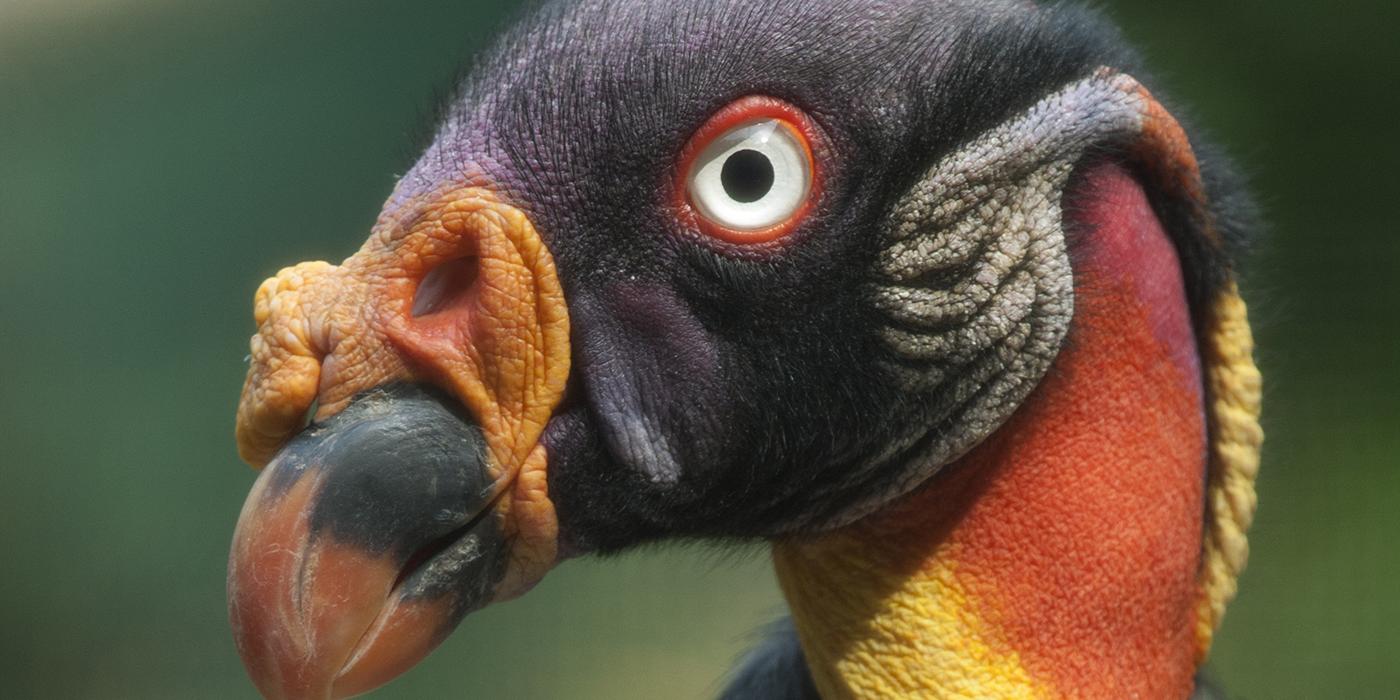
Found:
<box><xmin>412</xmin><ymin>256</ymin><xmax>480</xmax><ymax>318</ymax></box>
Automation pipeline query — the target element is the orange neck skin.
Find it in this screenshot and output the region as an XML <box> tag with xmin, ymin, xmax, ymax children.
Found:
<box><xmin>777</xmin><ymin>164</ymin><xmax>1208</xmax><ymax>698</ymax></box>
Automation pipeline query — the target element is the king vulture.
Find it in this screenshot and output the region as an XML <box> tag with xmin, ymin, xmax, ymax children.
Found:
<box><xmin>226</xmin><ymin>0</ymin><xmax>1264</xmax><ymax>697</ymax></box>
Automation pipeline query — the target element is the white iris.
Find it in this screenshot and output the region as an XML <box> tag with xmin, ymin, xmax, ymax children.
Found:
<box><xmin>687</xmin><ymin>119</ymin><xmax>810</xmax><ymax>231</ymax></box>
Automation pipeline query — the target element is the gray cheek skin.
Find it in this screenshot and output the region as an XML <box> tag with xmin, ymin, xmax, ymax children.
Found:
<box><xmin>834</xmin><ymin>74</ymin><xmax>1149</xmax><ymax>523</ymax></box>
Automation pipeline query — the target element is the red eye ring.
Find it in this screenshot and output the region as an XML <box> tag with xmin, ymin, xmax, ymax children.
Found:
<box><xmin>674</xmin><ymin>95</ymin><xmax>826</xmax><ymax>245</ymax></box>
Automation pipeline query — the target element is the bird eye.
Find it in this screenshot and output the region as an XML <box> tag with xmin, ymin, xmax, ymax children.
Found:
<box><xmin>677</xmin><ymin>96</ymin><xmax>821</xmax><ymax>244</ymax></box>
<box><xmin>689</xmin><ymin>121</ymin><xmax>809</xmax><ymax>230</ymax></box>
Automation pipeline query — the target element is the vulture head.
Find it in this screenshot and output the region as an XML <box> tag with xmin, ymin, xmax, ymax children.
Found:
<box><xmin>227</xmin><ymin>0</ymin><xmax>1263</xmax><ymax>698</ymax></box>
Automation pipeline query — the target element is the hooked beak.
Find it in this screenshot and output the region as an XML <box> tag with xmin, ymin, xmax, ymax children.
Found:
<box><xmin>229</xmin><ymin>385</ymin><xmax>506</xmax><ymax>699</ymax></box>
<box><xmin>227</xmin><ymin>186</ymin><xmax>570</xmax><ymax>699</ymax></box>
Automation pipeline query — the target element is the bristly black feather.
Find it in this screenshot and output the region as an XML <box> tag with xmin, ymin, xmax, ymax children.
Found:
<box><xmin>719</xmin><ymin>617</ymin><xmax>820</xmax><ymax>700</ymax></box>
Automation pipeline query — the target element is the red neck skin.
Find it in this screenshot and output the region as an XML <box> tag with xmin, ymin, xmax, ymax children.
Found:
<box><xmin>848</xmin><ymin>161</ymin><xmax>1207</xmax><ymax>697</ymax></box>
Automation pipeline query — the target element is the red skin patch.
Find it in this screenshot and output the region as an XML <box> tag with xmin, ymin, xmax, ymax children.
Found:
<box><xmin>871</xmin><ymin>161</ymin><xmax>1207</xmax><ymax>697</ymax></box>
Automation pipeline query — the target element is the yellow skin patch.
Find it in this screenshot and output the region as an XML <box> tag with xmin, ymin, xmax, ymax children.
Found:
<box><xmin>776</xmin><ymin>538</ymin><xmax>1042</xmax><ymax>699</ymax></box>
<box><xmin>234</xmin><ymin>185</ymin><xmax>570</xmax><ymax>590</ymax></box>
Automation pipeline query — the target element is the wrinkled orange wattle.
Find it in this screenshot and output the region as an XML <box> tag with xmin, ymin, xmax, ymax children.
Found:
<box><xmin>233</xmin><ymin>184</ymin><xmax>571</xmax><ymax>591</ymax></box>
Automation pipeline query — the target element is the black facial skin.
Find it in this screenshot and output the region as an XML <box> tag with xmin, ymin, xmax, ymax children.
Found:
<box><xmin>387</xmin><ymin>0</ymin><xmax>1254</xmax><ymax>554</ymax></box>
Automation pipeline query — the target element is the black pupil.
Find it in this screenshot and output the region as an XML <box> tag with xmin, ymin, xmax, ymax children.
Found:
<box><xmin>720</xmin><ymin>149</ymin><xmax>775</xmax><ymax>203</ymax></box>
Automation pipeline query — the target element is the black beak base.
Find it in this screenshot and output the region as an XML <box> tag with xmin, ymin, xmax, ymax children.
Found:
<box><xmin>228</xmin><ymin>383</ymin><xmax>512</xmax><ymax>699</ymax></box>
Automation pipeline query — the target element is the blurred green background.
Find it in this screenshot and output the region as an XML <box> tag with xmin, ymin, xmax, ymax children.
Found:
<box><xmin>1</xmin><ymin>1</ymin><xmax>1396</xmax><ymax>698</ymax></box>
